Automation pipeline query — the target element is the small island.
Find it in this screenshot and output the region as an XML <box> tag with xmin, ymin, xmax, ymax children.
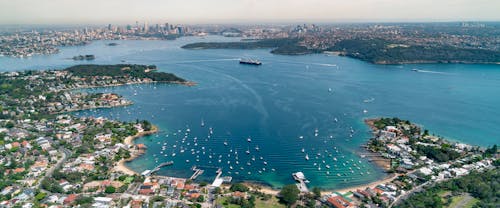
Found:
<box><xmin>72</xmin><ymin>54</ymin><xmax>95</xmax><ymax>61</ymax></box>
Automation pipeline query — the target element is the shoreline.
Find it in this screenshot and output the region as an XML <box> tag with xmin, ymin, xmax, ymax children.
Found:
<box><xmin>241</xmin><ymin>172</ymin><xmax>399</xmax><ymax>196</ymax></box>
<box><xmin>238</xmin><ymin>118</ymin><xmax>394</xmax><ymax>196</ymax></box>
<box><xmin>113</xmin><ymin>125</ymin><xmax>159</xmax><ymax>175</ymax></box>
<box><xmin>112</xmin><ymin>117</ymin><xmax>396</xmax><ymax>197</ymax></box>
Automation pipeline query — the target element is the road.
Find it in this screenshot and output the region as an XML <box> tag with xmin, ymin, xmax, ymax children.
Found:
<box><xmin>389</xmin><ymin>181</ymin><xmax>431</xmax><ymax>207</ymax></box>
<box><xmin>36</xmin><ymin>147</ymin><xmax>71</xmax><ymax>191</ymax></box>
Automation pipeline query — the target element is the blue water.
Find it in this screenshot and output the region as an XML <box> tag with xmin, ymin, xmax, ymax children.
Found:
<box><xmin>1</xmin><ymin>36</ymin><xmax>499</xmax><ymax>189</ymax></box>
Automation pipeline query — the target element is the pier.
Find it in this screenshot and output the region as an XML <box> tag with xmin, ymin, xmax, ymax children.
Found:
<box><xmin>292</xmin><ymin>172</ymin><xmax>310</xmax><ymax>193</ymax></box>
<box><xmin>211</xmin><ymin>168</ymin><xmax>232</xmax><ymax>187</ymax></box>
<box><xmin>189</xmin><ymin>166</ymin><xmax>204</xmax><ymax>180</ymax></box>
<box><xmin>141</xmin><ymin>161</ymin><xmax>173</xmax><ymax>176</ymax></box>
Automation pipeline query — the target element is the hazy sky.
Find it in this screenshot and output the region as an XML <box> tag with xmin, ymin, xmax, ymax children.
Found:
<box><xmin>0</xmin><ymin>0</ymin><xmax>499</xmax><ymax>24</ymax></box>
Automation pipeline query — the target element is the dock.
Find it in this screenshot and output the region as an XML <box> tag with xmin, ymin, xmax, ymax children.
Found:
<box><xmin>189</xmin><ymin>166</ymin><xmax>204</xmax><ymax>180</ymax></box>
<box><xmin>211</xmin><ymin>168</ymin><xmax>231</xmax><ymax>187</ymax></box>
<box><xmin>142</xmin><ymin>161</ymin><xmax>174</xmax><ymax>176</ymax></box>
<box><xmin>292</xmin><ymin>172</ymin><xmax>310</xmax><ymax>193</ymax></box>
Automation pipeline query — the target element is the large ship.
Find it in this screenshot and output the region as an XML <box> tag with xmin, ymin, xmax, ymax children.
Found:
<box><xmin>239</xmin><ymin>58</ymin><xmax>262</xmax><ymax>65</ymax></box>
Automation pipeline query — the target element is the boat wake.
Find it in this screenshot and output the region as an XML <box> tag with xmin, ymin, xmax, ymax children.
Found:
<box><xmin>412</xmin><ymin>69</ymin><xmax>454</xmax><ymax>75</ymax></box>
<box><xmin>173</xmin><ymin>58</ymin><xmax>240</xmax><ymax>64</ymax></box>
<box><xmin>313</xmin><ymin>63</ymin><xmax>337</xmax><ymax>67</ymax></box>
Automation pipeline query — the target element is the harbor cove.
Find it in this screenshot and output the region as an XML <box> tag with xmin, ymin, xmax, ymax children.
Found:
<box><xmin>1</xmin><ymin>36</ymin><xmax>499</xmax><ymax>190</ymax></box>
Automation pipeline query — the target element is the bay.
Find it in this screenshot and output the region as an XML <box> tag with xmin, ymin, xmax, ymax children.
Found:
<box><xmin>1</xmin><ymin>36</ymin><xmax>499</xmax><ymax>189</ymax></box>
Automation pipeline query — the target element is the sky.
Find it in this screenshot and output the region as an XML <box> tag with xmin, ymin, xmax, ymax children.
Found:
<box><xmin>0</xmin><ymin>0</ymin><xmax>499</xmax><ymax>25</ymax></box>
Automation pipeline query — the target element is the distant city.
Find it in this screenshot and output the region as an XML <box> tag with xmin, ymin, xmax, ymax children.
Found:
<box><xmin>1</xmin><ymin>22</ymin><xmax>499</xmax><ymax>59</ymax></box>
<box><xmin>0</xmin><ymin>19</ymin><xmax>499</xmax><ymax>208</ymax></box>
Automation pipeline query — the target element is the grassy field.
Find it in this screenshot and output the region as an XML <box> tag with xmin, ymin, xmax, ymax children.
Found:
<box><xmin>447</xmin><ymin>194</ymin><xmax>479</xmax><ymax>208</ymax></box>
<box><xmin>215</xmin><ymin>195</ymin><xmax>286</xmax><ymax>208</ymax></box>
<box><xmin>254</xmin><ymin>196</ymin><xmax>286</xmax><ymax>208</ymax></box>
<box><xmin>215</xmin><ymin>197</ymin><xmax>241</xmax><ymax>208</ymax></box>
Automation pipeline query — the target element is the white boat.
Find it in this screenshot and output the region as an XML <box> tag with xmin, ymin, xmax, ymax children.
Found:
<box><xmin>255</xmin><ymin>146</ymin><xmax>260</xmax><ymax>151</ymax></box>
<box><xmin>305</xmin><ymin>154</ymin><xmax>309</xmax><ymax>160</ymax></box>
<box><xmin>301</xmin><ymin>148</ymin><xmax>305</xmax><ymax>153</ymax></box>
<box><xmin>247</xmin><ymin>137</ymin><xmax>251</xmax><ymax>142</ymax></box>
<box><xmin>201</xmin><ymin>119</ymin><xmax>205</xmax><ymax>127</ymax></box>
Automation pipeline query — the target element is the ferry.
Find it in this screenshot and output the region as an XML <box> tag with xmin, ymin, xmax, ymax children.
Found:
<box><xmin>239</xmin><ymin>58</ymin><xmax>262</xmax><ymax>65</ymax></box>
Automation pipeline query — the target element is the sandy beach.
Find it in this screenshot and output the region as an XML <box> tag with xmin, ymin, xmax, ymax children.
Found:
<box><xmin>113</xmin><ymin>125</ymin><xmax>159</xmax><ymax>175</ymax></box>
<box><xmin>240</xmin><ymin>172</ymin><xmax>398</xmax><ymax>196</ymax></box>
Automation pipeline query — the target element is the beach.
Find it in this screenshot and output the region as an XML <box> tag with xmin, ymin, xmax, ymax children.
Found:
<box><xmin>113</xmin><ymin>125</ymin><xmax>159</xmax><ymax>175</ymax></box>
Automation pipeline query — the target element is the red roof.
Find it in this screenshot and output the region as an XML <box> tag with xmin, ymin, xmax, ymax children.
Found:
<box><xmin>64</xmin><ymin>194</ymin><xmax>77</xmax><ymax>205</ymax></box>
<box><xmin>138</xmin><ymin>189</ymin><xmax>154</xmax><ymax>195</ymax></box>
<box><xmin>327</xmin><ymin>196</ymin><xmax>352</xmax><ymax>208</ymax></box>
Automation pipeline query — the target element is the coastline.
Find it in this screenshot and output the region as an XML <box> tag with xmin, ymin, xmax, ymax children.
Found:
<box><xmin>112</xmin><ymin>117</ymin><xmax>396</xmax><ymax>196</ymax></box>
<box><xmin>238</xmin><ymin>118</ymin><xmax>394</xmax><ymax>196</ymax></box>
<box><xmin>113</xmin><ymin>125</ymin><xmax>159</xmax><ymax>175</ymax></box>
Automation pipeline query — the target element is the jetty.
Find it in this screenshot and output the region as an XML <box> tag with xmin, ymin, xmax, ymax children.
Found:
<box><xmin>141</xmin><ymin>161</ymin><xmax>173</xmax><ymax>176</ymax></box>
<box><xmin>189</xmin><ymin>166</ymin><xmax>204</xmax><ymax>180</ymax></box>
<box><xmin>292</xmin><ymin>172</ymin><xmax>310</xmax><ymax>193</ymax></box>
<box><xmin>211</xmin><ymin>168</ymin><xmax>232</xmax><ymax>187</ymax></box>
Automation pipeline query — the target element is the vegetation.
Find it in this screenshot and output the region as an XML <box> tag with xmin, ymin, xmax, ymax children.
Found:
<box><xmin>65</xmin><ymin>64</ymin><xmax>185</xmax><ymax>82</ymax></box>
<box><xmin>105</xmin><ymin>186</ymin><xmax>116</xmax><ymax>194</ymax></box>
<box><xmin>396</xmin><ymin>168</ymin><xmax>500</xmax><ymax>208</ymax></box>
<box><xmin>279</xmin><ymin>184</ymin><xmax>300</xmax><ymax>206</ymax></box>
<box><xmin>329</xmin><ymin>38</ymin><xmax>500</xmax><ymax>64</ymax></box>
<box><xmin>415</xmin><ymin>144</ymin><xmax>461</xmax><ymax>163</ymax></box>
<box><xmin>182</xmin><ymin>38</ymin><xmax>317</xmax><ymax>55</ymax></box>
<box><xmin>230</xmin><ymin>183</ymin><xmax>250</xmax><ymax>192</ymax></box>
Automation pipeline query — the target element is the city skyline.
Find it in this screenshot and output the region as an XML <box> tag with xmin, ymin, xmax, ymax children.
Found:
<box><xmin>1</xmin><ymin>0</ymin><xmax>500</xmax><ymax>25</ymax></box>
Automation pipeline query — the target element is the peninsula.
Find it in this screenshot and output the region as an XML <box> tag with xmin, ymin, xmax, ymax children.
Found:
<box><xmin>182</xmin><ymin>38</ymin><xmax>500</xmax><ymax>64</ymax></box>
<box><xmin>181</xmin><ymin>38</ymin><xmax>317</xmax><ymax>55</ymax></box>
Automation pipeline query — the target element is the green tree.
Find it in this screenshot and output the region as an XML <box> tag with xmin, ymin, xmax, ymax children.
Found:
<box><xmin>279</xmin><ymin>184</ymin><xmax>300</xmax><ymax>206</ymax></box>
<box><xmin>105</xmin><ymin>186</ymin><xmax>116</xmax><ymax>194</ymax></box>
<box><xmin>230</xmin><ymin>183</ymin><xmax>249</xmax><ymax>192</ymax></box>
<box><xmin>312</xmin><ymin>187</ymin><xmax>321</xmax><ymax>199</ymax></box>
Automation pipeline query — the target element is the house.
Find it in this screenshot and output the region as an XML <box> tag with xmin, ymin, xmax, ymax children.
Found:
<box><xmin>93</xmin><ymin>197</ymin><xmax>113</xmax><ymax>208</ymax></box>
<box><xmin>131</xmin><ymin>200</ymin><xmax>143</xmax><ymax>208</ymax></box>
<box><xmin>63</xmin><ymin>194</ymin><xmax>77</xmax><ymax>205</ymax></box>
<box><xmin>327</xmin><ymin>196</ymin><xmax>353</xmax><ymax>208</ymax></box>
<box><xmin>232</xmin><ymin>191</ymin><xmax>246</xmax><ymax>199</ymax></box>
